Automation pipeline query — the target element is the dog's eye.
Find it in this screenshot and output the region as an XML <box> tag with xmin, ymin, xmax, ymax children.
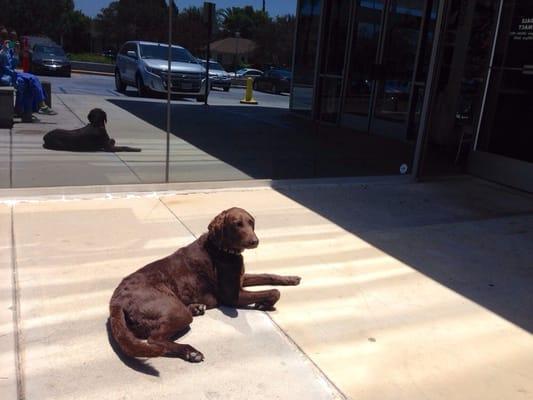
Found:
<box><xmin>236</xmin><ymin>221</ymin><xmax>244</xmax><ymax>227</ymax></box>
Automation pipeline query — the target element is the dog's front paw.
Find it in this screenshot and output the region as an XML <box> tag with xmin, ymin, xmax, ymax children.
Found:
<box><xmin>285</xmin><ymin>276</ymin><xmax>301</xmax><ymax>286</ymax></box>
<box><xmin>254</xmin><ymin>302</ymin><xmax>277</xmax><ymax>311</ymax></box>
<box><xmin>182</xmin><ymin>345</ymin><xmax>204</xmax><ymax>363</ymax></box>
<box><xmin>188</xmin><ymin>303</ymin><xmax>207</xmax><ymax>316</ymax></box>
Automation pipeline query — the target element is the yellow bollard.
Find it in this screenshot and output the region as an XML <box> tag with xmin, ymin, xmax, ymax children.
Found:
<box><xmin>240</xmin><ymin>77</ymin><xmax>258</xmax><ymax>105</ymax></box>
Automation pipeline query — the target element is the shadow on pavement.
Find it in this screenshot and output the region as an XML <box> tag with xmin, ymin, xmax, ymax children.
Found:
<box><xmin>273</xmin><ymin>179</ymin><xmax>533</xmax><ymax>333</ymax></box>
<box><xmin>218</xmin><ymin>305</ymin><xmax>239</xmax><ymax>318</ymax></box>
<box><xmin>108</xmin><ymin>99</ymin><xmax>414</xmax><ymax>180</ymax></box>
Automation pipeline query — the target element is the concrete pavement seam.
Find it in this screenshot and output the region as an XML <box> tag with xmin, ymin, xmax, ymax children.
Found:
<box><xmin>10</xmin><ymin>207</ymin><xmax>25</xmax><ymax>400</ymax></box>
<box><xmin>55</xmin><ymin>94</ymin><xmax>84</xmax><ymax>125</ymax></box>
<box><xmin>158</xmin><ymin>197</ymin><xmax>198</xmax><ymax>239</ymax></box>
<box><xmin>264</xmin><ymin>313</ymin><xmax>348</xmax><ymax>400</ymax></box>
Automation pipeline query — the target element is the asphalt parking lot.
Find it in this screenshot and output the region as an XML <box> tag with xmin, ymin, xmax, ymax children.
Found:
<box><xmin>44</xmin><ymin>73</ymin><xmax>290</xmax><ymax>109</ymax></box>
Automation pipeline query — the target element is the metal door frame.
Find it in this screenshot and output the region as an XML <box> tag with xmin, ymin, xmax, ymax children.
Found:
<box><xmin>312</xmin><ymin>0</ymin><xmax>356</xmax><ymax>124</ymax></box>
<box><xmin>473</xmin><ymin>0</ymin><xmax>505</xmax><ymax>149</ymax></box>
<box><xmin>367</xmin><ymin>0</ymin><xmax>394</xmax><ymax>133</ymax></box>
<box><xmin>412</xmin><ymin>0</ymin><xmax>448</xmax><ymax>179</ymax></box>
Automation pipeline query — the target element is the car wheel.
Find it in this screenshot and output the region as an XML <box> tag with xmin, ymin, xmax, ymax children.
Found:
<box><xmin>196</xmin><ymin>95</ymin><xmax>206</xmax><ymax>102</ymax></box>
<box><xmin>136</xmin><ymin>74</ymin><xmax>149</xmax><ymax>97</ymax></box>
<box><xmin>115</xmin><ymin>69</ymin><xmax>126</xmax><ymax>92</ymax></box>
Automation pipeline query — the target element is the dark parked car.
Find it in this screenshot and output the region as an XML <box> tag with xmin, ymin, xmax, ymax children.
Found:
<box><xmin>30</xmin><ymin>44</ymin><xmax>71</xmax><ymax>77</ymax></box>
<box><xmin>253</xmin><ymin>69</ymin><xmax>291</xmax><ymax>94</ymax></box>
<box><xmin>234</xmin><ymin>68</ymin><xmax>263</xmax><ymax>78</ymax></box>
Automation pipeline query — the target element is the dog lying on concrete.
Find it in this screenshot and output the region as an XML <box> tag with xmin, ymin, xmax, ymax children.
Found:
<box><xmin>109</xmin><ymin>207</ymin><xmax>301</xmax><ymax>362</ymax></box>
<box><xmin>43</xmin><ymin>108</ymin><xmax>141</xmax><ymax>152</ymax></box>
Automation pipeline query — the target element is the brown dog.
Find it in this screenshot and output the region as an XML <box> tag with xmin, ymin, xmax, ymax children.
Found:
<box><xmin>109</xmin><ymin>207</ymin><xmax>301</xmax><ymax>362</ymax></box>
<box><xmin>43</xmin><ymin>108</ymin><xmax>141</xmax><ymax>152</ymax></box>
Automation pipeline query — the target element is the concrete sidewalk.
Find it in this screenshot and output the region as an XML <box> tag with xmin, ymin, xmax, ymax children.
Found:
<box><xmin>1</xmin><ymin>177</ymin><xmax>532</xmax><ymax>399</ymax></box>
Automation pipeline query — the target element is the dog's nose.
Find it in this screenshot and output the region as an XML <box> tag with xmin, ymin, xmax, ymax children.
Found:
<box><xmin>249</xmin><ymin>238</ymin><xmax>259</xmax><ymax>247</ymax></box>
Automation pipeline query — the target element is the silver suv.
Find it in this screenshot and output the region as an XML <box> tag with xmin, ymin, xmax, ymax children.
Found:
<box><xmin>114</xmin><ymin>41</ymin><xmax>207</xmax><ymax>101</ymax></box>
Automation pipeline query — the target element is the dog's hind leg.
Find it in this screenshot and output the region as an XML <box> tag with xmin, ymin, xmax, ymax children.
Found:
<box><xmin>243</xmin><ymin>273</ymin><xmax>301</xmax><ymax>287</ymax></box>
<box><xmin>146</xmin><ymin>301</ymin><xmax>204</xmax><ymax>363</ymax></box>
<box><xmin>235</xmin><ymin>288</ymin><xmax>281</xmax><ymax>311</ymax></box>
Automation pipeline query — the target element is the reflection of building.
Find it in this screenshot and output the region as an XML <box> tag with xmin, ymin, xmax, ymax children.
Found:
<box><xmin>290</xmin><ymin>0</ymin><xmax>533</xmax><ymax>192</ymax></box>
<box><xmin>208</xmin><ymin>37</ymin><xmax>257</xmax><ymax>69</ymax></box>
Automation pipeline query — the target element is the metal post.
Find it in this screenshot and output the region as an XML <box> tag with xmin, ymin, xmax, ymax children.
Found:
<box><xmin>165</xmin><ymin>0</ymin><xmax>173</xmax><ymax>183</ymax></box>
<box><xmin>412</xmin><ymin>0</ymin><xmax>448</xmax><ymax>180</ymax></box>
<box><xmin>473</xmin><ymin>0</ymin><xmax>504</xmax><ymax>150</ymax></box>
<box><xmin>205</xmin><ymin>3</ymin><xmax>213</xmax><ymax>106</ymax></box>
<box><xmin>234</xmin><ymin>31</ymin><xmax>240</xmax><ymax>72</ymax></box>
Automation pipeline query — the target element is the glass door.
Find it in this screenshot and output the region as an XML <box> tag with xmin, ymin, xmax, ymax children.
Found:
<box><xmin>315</xmin><ymin>0</ymin><xmax>353</xmax><ymax>123</ymax></box>
<box><xmin>342</xmin><ymin>0</ymin><xmax>437</xmax><ymax>141</ymax></box>
<box><xmin>370</xmin><ymin>0</ymin><xmax>429</xmax><ymax>139</ymax></box>
<box><xmin>341</xmin><ymin>0</ymin><xmax>385</xmax><ymax>130</ymax></box>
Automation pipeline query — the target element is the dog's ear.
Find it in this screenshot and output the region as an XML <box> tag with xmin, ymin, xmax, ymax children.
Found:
<box><xmin>87</xmin><ymin>109</ymin><xmax>96</xmax><ymax>124</ymax></box>
<box><xmin>208</xmin><ymin>209</ymin><xmax>229</xmax><ymax>247</ymax></box>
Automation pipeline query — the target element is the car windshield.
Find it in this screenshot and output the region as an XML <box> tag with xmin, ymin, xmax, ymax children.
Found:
<box><xmin>34</xmin><ymin>45</ymin><xmax>65</xmax><ymax>57</ymax></box>
<box><xmin>200</xmin><ymin>61</ymin><xmax>224</xmax><ymax>71</ymax></box>
<box><xmin>209</xmin><ymin>61</ymin><xmax>224</xmax><ymax>71</ymax></box>
<box><xmin>140</xmin><ymin>44</ymin><xmax>195</xmax><ymax>63</ymax></box>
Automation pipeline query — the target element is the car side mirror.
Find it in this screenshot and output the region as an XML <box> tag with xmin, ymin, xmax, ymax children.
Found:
<box><xmin>127</xmin><ymin>50</ymin><xmax>137</xmax><ymax>59</ymax></box>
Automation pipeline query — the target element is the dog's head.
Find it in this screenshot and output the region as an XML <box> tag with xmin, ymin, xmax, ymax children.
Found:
<box><xmin>87</xmin><ymin>108</ymin><xmax>107</xmax><ymax>127</ymax></box>
<box><xmin>208</xmin><ymin>207</ymin><xmax>258</xmax><ymax>254</ymax></box>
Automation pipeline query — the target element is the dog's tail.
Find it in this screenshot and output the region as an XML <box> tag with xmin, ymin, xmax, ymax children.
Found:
<box><xmin>109</xmin><ymin>305</ymin><xmax>165</xmax><ymax>358</ymax></box>
<box><xmin>108</xmin><ymin>146</ymin><xmax>142</xmax><ymax>152</ymax></box>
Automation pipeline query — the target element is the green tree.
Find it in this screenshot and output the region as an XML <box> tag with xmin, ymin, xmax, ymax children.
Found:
<box><xmin>216</xmin><ymin>6</ymin><xmax>295</xmax><ymax>68</ymax></box>
<box><xmin>174</xmin><ymin>7</ymin><xmax>206</xmax><ymax>56</ymax></box>
<box><xmin>0</xmin><ymin>0</ymin><xmax>91</xmax><ymax>52</ymax></box>
<box><xmin>218</xmin><ymin>6</ymin><xmax>268</xmax><ymax>38</ymax></box>
<box><xmin>95</xmin><ymin>0</ymin><xmax>169</xmax><ymax>49</ymax></box>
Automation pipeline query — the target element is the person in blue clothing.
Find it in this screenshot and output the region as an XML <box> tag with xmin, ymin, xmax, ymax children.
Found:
<box><xmin>0</xmin><ymin>33</ymin><xmax>56</xmax><ymax>118</ymax></box>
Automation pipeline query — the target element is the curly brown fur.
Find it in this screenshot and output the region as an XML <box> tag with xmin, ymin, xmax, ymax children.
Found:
<box><xmin>108</xmin><ymin>207</ymin><xmax>301</xmax><ymax>362</ymax></box>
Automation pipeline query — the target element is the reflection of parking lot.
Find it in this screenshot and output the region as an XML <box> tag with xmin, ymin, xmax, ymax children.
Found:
<box><xmin>45</xmin><ymin>73</ymin><xmax>290</xmax><ymax>109</ymax></box>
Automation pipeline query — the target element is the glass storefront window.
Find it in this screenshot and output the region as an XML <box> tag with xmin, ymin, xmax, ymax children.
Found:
<box><xmin>291</xmin><ymin>0</ymin><xmax>323</xmax><ymax>113</ymax></box>
<box><xmin>477</xmin><ymin>0</ymin><xmax>533</xmax><ymax>163</ymax></box>
<box><xmin>342</xmin><ymin>1</ymin><xmax>384</xmax><ymax>129</ymax></box>
<box><xmin>419</xmin><ymin>0</ymin><xmax>499</xmax><ymax>176</ymax></box>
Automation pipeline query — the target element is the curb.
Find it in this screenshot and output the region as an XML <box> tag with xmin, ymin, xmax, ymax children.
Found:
<box><xmin>71</xmin><ymin>69</ymin><xmax>114</xmax><ymax>77</ymax></box>
<box><xmin>0</xmin><ymin>175</ymin><xmax>414</xmax><ymax>202</ymax></box>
